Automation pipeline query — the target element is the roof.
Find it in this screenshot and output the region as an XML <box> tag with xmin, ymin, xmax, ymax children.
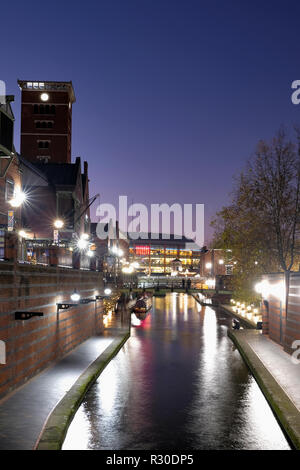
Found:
<box><xmin>18</xmin><ymin>155</ymin><xmax>49</xmax><ymax>183</ymax></box>
<box><xmin>33</xmin><ymin>162</ymin><xmax>79</xmax><ymax>186</ymax></box>
<box><xmin>17</xmin><ymin>80</ymin><xmax>76</xmax><ymax>103</ymax></box>
<box><xmin>129</xmin><ymin>232</ymin><xmax>195</xmax><ymax>243</ymax></box>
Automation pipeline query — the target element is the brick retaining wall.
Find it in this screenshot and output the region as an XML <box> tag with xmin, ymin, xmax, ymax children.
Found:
<box><xmin>0</xmin><ymin>261</ymin><xmax>104</xmax><ymax>400</ymax></box>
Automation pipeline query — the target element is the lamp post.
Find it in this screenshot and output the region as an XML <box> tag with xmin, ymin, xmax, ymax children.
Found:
<box><xmin>54</xmin><ymin>219</ymin><xmax>64</xmax><ymax>244</ymax></box>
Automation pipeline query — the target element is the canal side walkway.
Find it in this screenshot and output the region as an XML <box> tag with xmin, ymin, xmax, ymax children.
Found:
<box><xmin>229</xmin><ymin>329</ymin><xmax>300</xmax><ymax>449</ymax></box>
<box><xmin>0</xmin><ymin>330</ymin><xmax>130</xmax><ymax>450</ymax></box>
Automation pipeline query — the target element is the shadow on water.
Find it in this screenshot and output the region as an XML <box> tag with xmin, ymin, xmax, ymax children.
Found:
<box><xmin>62</xmin><ymin>293</ymin><xmax>290</xmax><ymax>450</ymax></box>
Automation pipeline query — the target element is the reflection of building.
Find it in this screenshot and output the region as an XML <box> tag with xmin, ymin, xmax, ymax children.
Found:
<box><xmin>129</xmin><ymin>234</ymin><xmax>201</xmax><ymax>275</ymax></box>
<box><xmin>18</xmin><ymin>80</ymin><xmax>75</xmax><ymax>164</ymax></box>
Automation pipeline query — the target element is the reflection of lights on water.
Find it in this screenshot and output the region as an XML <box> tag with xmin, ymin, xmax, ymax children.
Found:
<box><xmin>202</xmin><ymin>307</ymin><xmax>217</xmax><ymax>371</ymax></box>
<box><xmin>98</xmin><ymin>363</ymin><xmax>118</xmax><ymax>414</ymax></box>
<box><xmin>62</xmin><ymin>405</ymin><xmax>90</xmax><ymax>450</ymax></box>
<box><xmin>184</xmin><ymin>294</ymin><xmax>188</xmax><ymax>321</ymax></box>
<box><xmin>131</xmin><ymin>313</ymin><xmax>141</xmax><ymax>327</ymax></box>
<box><xmin>172</xmin><ymin>292</ymin><xmax>177</xmax><ymax>321</ymax></box>
<box><xmin>245</xmin><ymin>377</ymin><xmax>289</xmax><ymax>449</ymax></box>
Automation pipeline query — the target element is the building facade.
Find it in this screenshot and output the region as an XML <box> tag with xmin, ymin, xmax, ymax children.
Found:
<box><xmin>0</xmin><ymin>96</ymin><xmax>22</xmax><ymax>258</ymax></box>
<box><xmin>259</xmin><ymin>272</ymin><xmax>300</xmax><ymax>355</ymax></box>
<box><xmin>18</xmin><ymin>80</ymin><xmax>75</xmax><ymax>164</ymax></box>
<box><xmin>129</xmin><ymin>234</ymin><xmax>201</xmax><ymax>275</ymax></box>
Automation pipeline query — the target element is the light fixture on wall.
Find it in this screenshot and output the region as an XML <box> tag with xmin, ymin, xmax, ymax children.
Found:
<box><xmin>70</xmin><ymin>289</ymin><xmax>80</xmax><ymax>302</ymax></box>
<box><xmin>40</xmin><ymin>93</ymin><xmax>49</xmax><ymax>101</ymax></box>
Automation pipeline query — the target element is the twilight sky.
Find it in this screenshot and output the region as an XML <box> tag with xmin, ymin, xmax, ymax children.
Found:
<box><xmin>2</xmin><ymin>0</ymin><xmax>300</xmax><ymax>242</ymax></box>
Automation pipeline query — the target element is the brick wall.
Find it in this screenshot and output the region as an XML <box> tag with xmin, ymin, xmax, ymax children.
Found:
<box><xmin>285</xmin><ymin>273</ymin><xmax>300</xmax><ymax>354</ymax></box>
<box><xmin>0</xmin><ymin>261</ymin><xmax>104</xmax><ymax>400</ymax></box>
<box><xmin>261</xmin><ymin>272</ymin><xmax>300</xmax><ymax>354</ymax></box>
<box><xmin>0</xmin><ymin>155</ymin><xmax>22</xmax><ymax>228</ymax></box>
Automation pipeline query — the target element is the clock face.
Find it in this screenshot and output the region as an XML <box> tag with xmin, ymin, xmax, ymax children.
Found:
<box><xmin>40</xmin><ymin>93</ymin><xmax>49</xmax><ymax>102</ymax></box>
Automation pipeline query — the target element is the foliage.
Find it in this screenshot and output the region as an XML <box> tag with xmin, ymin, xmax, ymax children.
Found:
<box><xmin>211</xmin><ymin>128</ymin><xmax>300</xmax><ymax>303</ymax></box>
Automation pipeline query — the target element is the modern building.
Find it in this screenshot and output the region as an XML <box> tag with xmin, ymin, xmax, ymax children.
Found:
<box><xmin>128</xmin><ymin>234</ymin><xmax>201</xmax><ymax>275</ymax></box>
<box><xmin>18</xmin><ymin>80</ymin><xmax>75</xmax><ymax>164</ymax></box>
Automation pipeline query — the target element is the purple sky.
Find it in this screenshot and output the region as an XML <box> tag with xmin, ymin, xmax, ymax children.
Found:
<box><xmin>2</xmin><ymin>0</ymin><xmax>300</xmax><ymax>243</ymax></box>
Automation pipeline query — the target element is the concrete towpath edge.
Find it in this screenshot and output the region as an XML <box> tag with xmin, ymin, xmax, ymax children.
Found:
<box><xmin>34</xmin><ymin>332</ymin><xmax>130</xmax><ymax>450</ymax></box>
<box><xmin>228</xmin><ymin>329</ymin><xmax>300</xmax><ymax>450</ymax></box>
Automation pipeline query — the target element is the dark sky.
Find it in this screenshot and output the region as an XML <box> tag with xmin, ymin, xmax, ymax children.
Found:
<box><xmin>2</xmin><ymin>0</ymin><xmax>300</xmax><ymax>242</ymax></box>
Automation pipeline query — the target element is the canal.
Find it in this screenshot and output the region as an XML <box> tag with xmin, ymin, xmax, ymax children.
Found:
<box><xmin>63</xmin><ymin>293</ymin><xmax>290</xmax><ymax>450</ymax></box>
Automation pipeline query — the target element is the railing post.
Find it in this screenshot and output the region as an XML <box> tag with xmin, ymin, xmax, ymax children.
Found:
<box><xmin>72</xmin><ymin>251</ymin><xmax>80</xmax><ymax>269</ymax></box>
<box><xmin>49</xmin><ymin>245</ymin><xmax>59</xmax><ymax>267</ymax></box>
<box><xmin>90</xmin><ymin>257</ymin><xmax>96</xmax><ymax>271</ymax></box>
<box><xmin>4</xmin><ymin>231</ymin><xmax>18</xmax><ymax>262</ymax></box>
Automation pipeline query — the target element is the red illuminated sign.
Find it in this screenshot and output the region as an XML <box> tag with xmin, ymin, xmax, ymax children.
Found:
<box><xmin>135</xmin><ymin>245</ymin><xmax>150</xmax><ymax>255</ymax></box>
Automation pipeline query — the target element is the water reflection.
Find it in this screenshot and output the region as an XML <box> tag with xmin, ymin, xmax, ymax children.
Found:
<box><xmin>63</xmin><ymin>294</ymin><xmax>290</xmax><ymax>450</ymax></box>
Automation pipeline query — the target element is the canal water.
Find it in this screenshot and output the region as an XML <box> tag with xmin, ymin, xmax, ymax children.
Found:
<box><xmin>63</xmin><ymin>293</ymin><xmax>290</xmax><ymax>450</ymax></box>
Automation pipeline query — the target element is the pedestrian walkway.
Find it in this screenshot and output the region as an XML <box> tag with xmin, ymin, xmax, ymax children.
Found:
<box><xmin>246</xmin><ymin>331</ymin><xmax>300</xmax><ymax>411</ymax></box>
<box><xmin>229</xmin><ymin>329</ymin><xmax>300</xmax><ymax>449</ymax></box>
<box><xmin>0</xmin><ymin>333</ymin><xmax>116</xmax><ymax>450</ymax></box>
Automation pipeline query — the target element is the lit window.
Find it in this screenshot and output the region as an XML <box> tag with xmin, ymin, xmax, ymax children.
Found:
<box><xmin>27</xmin><ymin>82</ymin><xmax>33</xmax><ymax>89</ymax></box>
<box><xmin>33</xmin><ymin>82</ymin><xmax>39</xmax><ymax>89</ymax></box>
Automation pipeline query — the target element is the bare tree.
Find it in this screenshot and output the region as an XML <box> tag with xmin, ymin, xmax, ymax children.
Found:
<box><xmin>212</xmin><ymin>128</ymin><xmax>300</xmax><ymax>313</ymax></box>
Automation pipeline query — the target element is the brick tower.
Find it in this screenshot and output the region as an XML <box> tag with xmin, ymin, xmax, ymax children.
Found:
<box><xmin>18</xmin><ymin>80</ymin><xmax>75</xmax><ymax>164</ymax></box>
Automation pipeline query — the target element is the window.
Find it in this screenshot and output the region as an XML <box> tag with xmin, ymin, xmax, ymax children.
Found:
<box><xmin>37</xmin><ymin>156</ymin><xmax>51</xmax><ymax>163</ymax></box>
<box><xmin>33</xmin><ymin>105</ymin><xmax>56</xmax><ymax>115</ymax></box>
<box><xmin>38</xmin><ymin>140</ymin><xmax>50</xmax><ymax>149</ymax></box>
<box><xmin>5</xmin><ymin>179</ymin><xmax>14</xmax><ymax>201</ymax></box>
<box><xmin>35</xmin><ymin>120</ymin><xmax>53</xmax><ymax>129</ymax></box>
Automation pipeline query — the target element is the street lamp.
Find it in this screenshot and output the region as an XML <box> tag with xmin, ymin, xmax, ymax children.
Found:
<box><xmin>54</xmin><ymin>219</ymin><xmax>64</xmax><ymax>229</ymax></box>
<box><xmin>19</xmin><ymin>230</ymin><xmax>27</xmax><ymax>238</ymax></box>
<box><xmin>9</xmin><ymin>188</ymin><xmax>26</xmax><ymax>208</ymax></box>
<box><xmin>77</xmin><ymin>237</ymin><xmax>88</xmax><ymax>250</ymax></box>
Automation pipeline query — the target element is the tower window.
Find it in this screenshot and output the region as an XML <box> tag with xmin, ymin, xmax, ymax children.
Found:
<box><xmin>35</xmin><ymin>120</ymin><xmax>53</xmax><ymax>129</ymax></box>
<box><xmin>33</xmin><ymin>104</ymin><xmax>56</xmax><ymax>115</ymax></box>
<box><xmin>38</xmin><ymin>140</ymin><xmax>50</xmax><ymax>149</ymax></box>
